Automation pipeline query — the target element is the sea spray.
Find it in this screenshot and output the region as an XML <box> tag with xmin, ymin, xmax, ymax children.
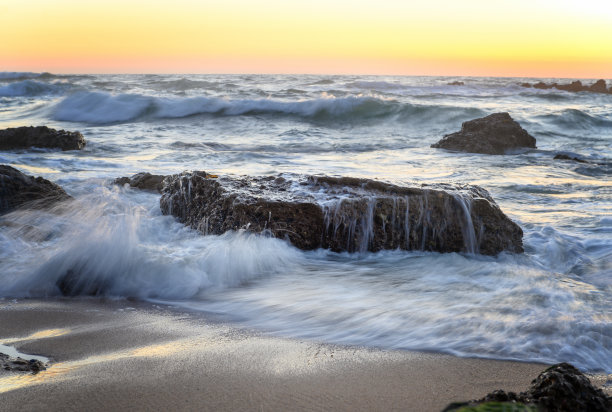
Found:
<box><xmin>0</xmin><ymin>185</ymin><xmax>302</xmax><ymax>298</ymax></box>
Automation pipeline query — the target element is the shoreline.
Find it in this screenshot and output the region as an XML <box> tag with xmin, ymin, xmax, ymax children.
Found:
<box><xmin>0</xmin><ymin>298</ymin><xmax>554</xmax><ymax>411</ymax></box>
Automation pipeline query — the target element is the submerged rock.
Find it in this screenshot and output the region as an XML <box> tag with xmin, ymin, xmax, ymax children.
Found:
<box><xmin>444</xmin><ymin>363</ymin><xmax>612</xmax><ymax>412</ymax></box>
<box><xmin>114</xmin><ymin>172</ymin><xmax>166</xmax><ymax>193</ymax></box>
<box><xmin>447</xmin><ymin>81</ymin><xmax>465</xmax><ymax>86</ymax></box>
<box><xmin>553</xmin><ymin>154</ymin><xmax>588</xmax><ymax>163</ymax></box>
<box><xmin>431</xmin><ymin>112</ymin><xmax>536</xmax><ymax>155</ymax></box>
<box><xmin>0</xmin><ymin>126</ymin><xmax>86</xmax><ymax>151</ymax></box>
<box><xmin>0</xmin><ymin>165</ymin><xmax>71</xmax><ymax>214</ymax></box>
<box><xmin>160</xmin><ymin>172</ymin><xmax>523</xmax><ymax>255</ymax></box>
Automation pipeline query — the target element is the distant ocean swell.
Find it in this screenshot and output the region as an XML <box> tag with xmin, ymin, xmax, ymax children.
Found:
<box><xmin>51</xmin><ymin>91</ymin><xmax>487</xmax><ymax>124</ymax></box>
<box><xmin>0</xmin><ymin>80</ymin><xmax>72</xmax><ymax>97</ymax></box>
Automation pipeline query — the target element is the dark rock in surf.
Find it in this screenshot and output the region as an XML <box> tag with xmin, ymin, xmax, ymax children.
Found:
<box><xmin>447</xmin><ymin>81</ymin><xmax>464</xmax><ymax>86</ymax></box>
<box><xmin>556</xmin><ymin>80</ymin><xmax>585</xmax><ymax>93</ymax></box>
<box><xmin>0</xmin><ymin>126</ymin><xmax>86</xmax><ymax>151</ymax></box>
<box><xmin>56</xmin><ymin>269</ymin><xmax>104</xmax><ymax>296</ymax></box>
<box><xmin>533</xmin><ymin>81</ymin><xmax>554</xmax><ymax>89</ymax></box>
<box><xmin>521</xmin><ymin>79</ymin><xmax>610</xmax><ymax>94</ymax></box>
<box><xmin>0</xmin><ymin>165</ymin><xmax>71</xmax><ymax>214</ymax></box>
<box><xmin>589</xmin><ymin>79</ymin><xmax>609</xmax><ymax>94</ymax></box>
<box><xmin>444</xmin><ymin>363</ymin><xmax>612</xmax><ymax>412</ymax></box>
<box><xmin>160</xmin><ymin>172</ymin><xmax>524</xmax><ymax>255</ymax></box>
<box><xmin>431</xmin><ymin>112</ymin><xmax>536</xmax><ymax>155</ymax></box>
<box><xmin>114</xmin><ymin>173</ymin><xmax>166</xmax><ymax>193</ymax></box>
<box><xmin>553</xmin><ymin>154</ymin><xmax>588</xmax><ymax>163</ymax></box>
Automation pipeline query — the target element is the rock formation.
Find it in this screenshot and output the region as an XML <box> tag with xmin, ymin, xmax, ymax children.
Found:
<box><xmin>114</xmin><ymin>172</ymin><xmax>166</xmax><ymax>193</ymax></box>
<box><xmin>0</xmin><ymin>165</ymin><xmax>71</xmax><ymax>214</ymax></box>
<box><xmin>589</xmin><ymin>79</ymin><xmax>609</xmax><ymax>94</ymax></box>
<box><xmin>556</xmin><ymin>80</ymin><xmax>585</xmax><ymax>93</ymax></box>
<box><xmin>521</xmin><ymin>79</ymin><xmax>610</xmax><ymax>94</ymax></box>
<box><xmin>0</xmin><ymin>126</ymin><xmax>86</xmax><ymax>151</ymax></box>
<box><xmin>431</xmin><ymin>112</ymin><xmax>536</xmax><ymax>155</ymax></box>
<box><xmin>444</xmin><ymin>363</ymin><xmax>612</xmax><ymax>412</ymax></box>
<box><xmin>160</xmin><ymin>172</ymin><xmax>524</xmax><ymax>255</ymax></box>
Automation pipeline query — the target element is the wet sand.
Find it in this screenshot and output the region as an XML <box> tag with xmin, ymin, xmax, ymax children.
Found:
<box><xmin>0</xmin><ymin>299</ymin><xmax>548</xmax><ymax>411</ymax></box>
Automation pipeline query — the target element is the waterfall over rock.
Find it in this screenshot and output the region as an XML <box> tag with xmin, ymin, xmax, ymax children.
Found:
<box><xmin>160</xmin><ymin>172</ymin><xmax>523</xmax><ymax>255</ymax></box>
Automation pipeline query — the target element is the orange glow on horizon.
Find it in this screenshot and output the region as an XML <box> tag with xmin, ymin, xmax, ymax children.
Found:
<box><xmin>2</xmin><ymin>0</ymin><xmax>611</xmax><ymax>78</ymax></box>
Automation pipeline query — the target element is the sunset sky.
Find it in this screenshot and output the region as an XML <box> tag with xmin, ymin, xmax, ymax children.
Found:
<box><xmin>2</xmin><ymin>0</ymin><xmax>611</xmax><ymax>77</ymax></box>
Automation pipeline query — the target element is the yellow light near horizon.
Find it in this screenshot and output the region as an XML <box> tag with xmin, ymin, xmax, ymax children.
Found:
<box><xmin>1</xmin><ymin>0</ymin><xmax>611</xmax><ymax>77</ymax></box>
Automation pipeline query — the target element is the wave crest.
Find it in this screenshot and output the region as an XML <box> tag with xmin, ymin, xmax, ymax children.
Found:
<box><xmin>52</xmin><ymin>91</ymin><xmax>483</xmax><ymax>124</ymax></box>
<box><xmin>538</xmin><ymin>109</ymin><xmax>612</xmax><ymax>130</ymax></box>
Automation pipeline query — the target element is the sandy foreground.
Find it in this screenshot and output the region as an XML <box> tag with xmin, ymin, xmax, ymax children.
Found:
<box><xmin>0</xmin><ymin>299</ymin><xmax>551</xmax><ymax>412</ymax></box>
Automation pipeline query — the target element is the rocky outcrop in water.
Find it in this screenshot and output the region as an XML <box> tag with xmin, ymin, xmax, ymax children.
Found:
<box><xmin>0</xmin><ymin>126</ymin><xmax>86</xmax><ymax>151</ymax></box>
<box><xmin>0</xmin><ymin>165</ymin><xmax>71</xmax><ymax>214</ymax></box>
<box><xmin>444</xmin><ymin>363</ymin><xmax>612</xmax><ymax>412</ymax></box>
<box><xmin>160</xmin><ymin>172</ymin><xmax>523</xmax><ymax>255</ymax></box>
<box><xmin>431</xmin><ymin>112</ymin><xmax>536</xmax><ymax>155</ymax></box>
<box><xmin>522</xmin><ymin>79</ymin><xmax>610</xmax><ymax>94</ymax></box>
<box><xmin>115</xmin><ymin>172</ymin><xmax>166</xmax><ymax>193</ymax></box>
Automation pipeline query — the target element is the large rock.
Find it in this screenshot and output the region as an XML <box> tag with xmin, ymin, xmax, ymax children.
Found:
<box><xmin>160</xmin><ymin>172</ymin><xmax>523</xmax><ymax>255</ymax></box>
<box><xmin>0</xmin><ymin>165</ymin><xmax>71</xmax><ymax>214</ymax></box>
<box><xmin>431</xmin><ymin>112</ymin><xmax>536</xmax><ymax>155</ymax></box>
<box><xmin>444</xmin><ymin>363</ymin><xmax>612</xmax><ymax>412</ymax></box>
<box><xmin>0</xmin><ymin>126</ymin><xmax>86</xmax><ymax>151</ymax></box>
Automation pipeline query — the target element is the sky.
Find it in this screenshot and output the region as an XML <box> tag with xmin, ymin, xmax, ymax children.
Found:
<box><xmin>2</xmin><ymin>0</ymin><xmax>611</xmax><ymax>77</ymax></box>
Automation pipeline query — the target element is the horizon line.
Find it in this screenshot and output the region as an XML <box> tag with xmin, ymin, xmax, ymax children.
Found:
<box><xmin>2</xmin><ymin>70</ymin><xmax>610</xmax><ymax>81</ymax></box>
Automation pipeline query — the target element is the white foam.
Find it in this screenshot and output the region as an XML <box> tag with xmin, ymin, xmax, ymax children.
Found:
<box><xmin>0</xmin><ymin>186</ymin><xmax>302</xmax><ymax>299</ymax></box>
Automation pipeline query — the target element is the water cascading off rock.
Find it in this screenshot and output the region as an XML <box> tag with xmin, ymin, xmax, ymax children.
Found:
<box><xmin>160</xmin><ymin>172</ymin><xmax>524</xmax><ymax>255</ymax></box>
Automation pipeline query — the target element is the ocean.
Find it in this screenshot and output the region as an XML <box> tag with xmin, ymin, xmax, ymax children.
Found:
<box><xmin>0</xmin><ymin>72</ymin><xmax>610</xmax><ymax>373</ymax></box>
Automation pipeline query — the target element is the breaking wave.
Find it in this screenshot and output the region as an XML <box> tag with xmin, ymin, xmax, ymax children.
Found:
<box><xmin>0</xmin><ymin>186</ymin><xmax>302</xmax><ymax>299</ymax></box>
<box><xmin>52</xmin><ymin>91</ymin><xmax>484</xmax><ymax>124</ymax></box>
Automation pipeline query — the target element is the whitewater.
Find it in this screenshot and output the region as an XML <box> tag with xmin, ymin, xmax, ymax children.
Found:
<box><xmin>0</xmin><ymin>73</ymin><xmax>610</xmax><ymax>373</ymax></box>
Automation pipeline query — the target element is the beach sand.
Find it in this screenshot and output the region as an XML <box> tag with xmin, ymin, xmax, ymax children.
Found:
<box><xmin>0</xmin><ymin>299</ymin><xmax>549</xmax><ymax>411</ymax></box>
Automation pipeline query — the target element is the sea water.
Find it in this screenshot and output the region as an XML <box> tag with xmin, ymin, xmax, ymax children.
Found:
<box><xmin>0</xmin><ymin>73</ymin><xmax>610</xmax><ymax>372</ymax></box>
